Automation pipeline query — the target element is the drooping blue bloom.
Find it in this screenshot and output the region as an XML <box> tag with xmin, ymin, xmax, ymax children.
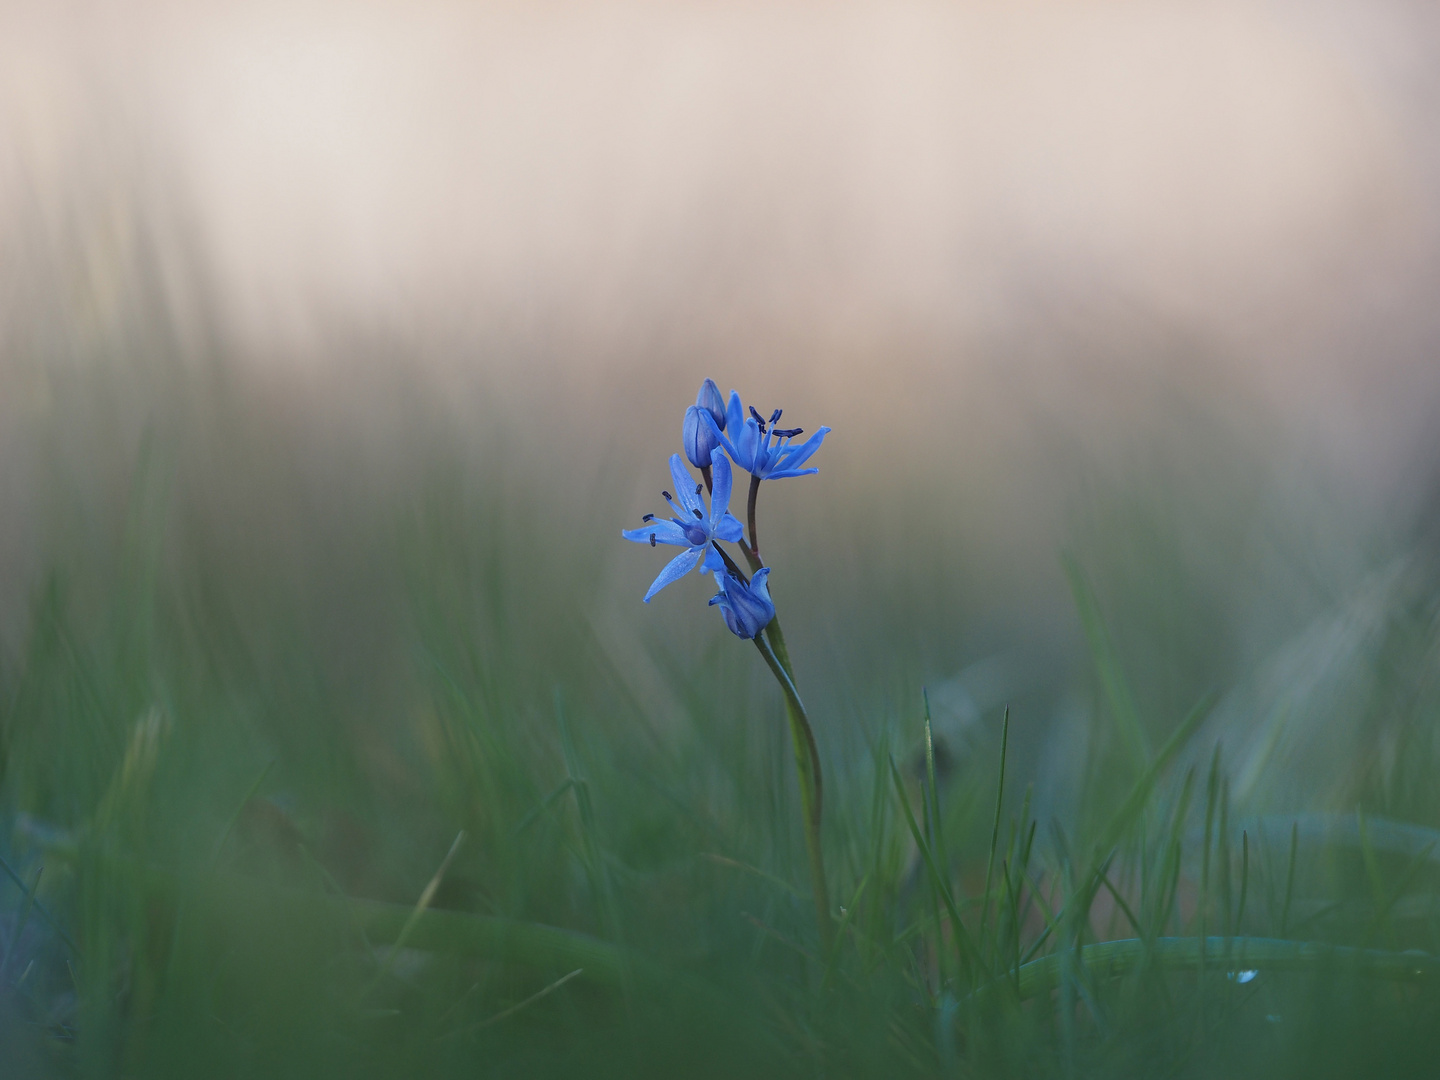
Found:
<box><xmin>704</xmin><ymin>390</ymin><xmax>830</xmax><ymax>480</ymax></box>
<box><xmin>709</xmin><ymin>567</ymin><xmax>775</xmax><ymax>640</ymax></box>
<box><xmin>622</xmin><ymin>448</ymin><xmax>744</xmax><ymax>602</ymax></box>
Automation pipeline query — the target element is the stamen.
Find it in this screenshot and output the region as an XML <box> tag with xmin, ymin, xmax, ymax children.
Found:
<box><xmin>642</xmin><ymin>513</ymin><xmax>655</xmax><ymax>522</ymax></box>
<box><xmin>748</xmin><ymin>405</ymin><xmax>767</xmax><ymax>434</ymax></box>
<box><xmin>661</xmin><ymin>490</ymin><xmax>672</xmax><ymax>501</ymax></box>
<box><xmin>769</xmin><ymin>408</ymin><xmax>782</xmax><ymax>424</ymax></box>
<box><xmin>695</xmin><ymin>482</ymin><xmax>703</xmax><ymax>496</ymax></box>
<box><xmin>693</xmin><ymin>508</ymin><xmax>703</xmax><ymax>518</ymax></box>
<box><xmin>773</xmin><ymin>427</ymin><xmax>803</xmax><ymax>438</ymax></box>
<box><xmin>649</xmin><ymin>533</ymin><xmax>657</xmax><ymax>547</ymax></box>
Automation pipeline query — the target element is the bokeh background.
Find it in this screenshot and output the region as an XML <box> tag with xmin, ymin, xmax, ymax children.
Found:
<box><xmin>4</xmin><ymin>0</ymin><xmax>1440</xmax><ymax>891</ymax></box>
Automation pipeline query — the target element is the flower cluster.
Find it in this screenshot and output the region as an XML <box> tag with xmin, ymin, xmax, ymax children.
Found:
<box><xmin>622</xmin><ymin>378</ymin><xmax>829</xmax><ymax>639</ymax></box>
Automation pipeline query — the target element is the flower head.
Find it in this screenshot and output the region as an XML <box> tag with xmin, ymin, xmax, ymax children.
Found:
<box><xmin>704</xmin><ymin>390</ymin><xmax>830</xmax><ymax>480</ymax></box>
<box><xmin>696</xmin><ymin>378</ymin><xmax>727</xmax><ymax>429</ymax></box>
<box><xmin>682</xmin><ymin>405</ymin><xmax>722</xmax><ymax>469</ymax></box>
<box><xmin>709</xmin><ymin>567</ymin><xmax>775</xmax><ymax>640</ymax></box>
<box><xmin>622</xmin><ymin>448</ymin><xmax>744</xmax><ymax>602</ymax></box>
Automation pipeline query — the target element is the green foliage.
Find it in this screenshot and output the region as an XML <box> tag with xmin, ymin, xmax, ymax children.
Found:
<box><xmin>3</xmin><ymin>351</ymin><xmax>1440</xmax><ymax>1078</ymax></box>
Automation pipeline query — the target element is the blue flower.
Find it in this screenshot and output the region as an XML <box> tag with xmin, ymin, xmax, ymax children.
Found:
<box><xmin>704</xmin><ymin>390</ymin><xmax>830</xmax><ymax>480</ymax></box>
<box><xmin>684</xmin><ymin>379</ymin><xmax>729</xmax><ymax>469</ymax></box>
<box><xmin>622</xmin><ymin>449</ymin><xmax>745</xmax><ymax>602</ymax></box>
<box><xmin>682</xmin><ymin>406</ymin><xmax>722</xmax><ymax>469</ymax></box>
<box><xmin>709</xmin><ymin>567</ymin><xmax>775</xmax><ymax>639</ymax></box>
<box><xmin>696</xmin><ymin>378</ymin><xmax>727</xmax><ymax>429</ymax></box>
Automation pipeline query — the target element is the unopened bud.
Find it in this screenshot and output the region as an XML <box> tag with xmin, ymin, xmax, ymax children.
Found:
<box><xmin>696</xmin><ymin>378</ymin><xmax>727</xmax><ymax>430</ymax></box>
<box><xmin>683</xmin><ymin>404</ymin><xmax>722</xmax><ymax>469</ymax></box>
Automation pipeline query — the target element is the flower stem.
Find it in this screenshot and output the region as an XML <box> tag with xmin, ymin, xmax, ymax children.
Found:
<box><xmin>744</xmin><ymin>474</ymin><xmax>763</xmax><ymax>572</ymax></box>
<box><xmin>753</xmin><ymin>631</ymin><xmax>834</xmax><ymax>957</ymax></box>
<box><xmin>700</xmin><ymin>463</ymin><xmax>713</xmax><ymax>496</ymax></box>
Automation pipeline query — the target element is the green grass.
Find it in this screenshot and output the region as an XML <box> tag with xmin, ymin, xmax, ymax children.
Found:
<box><xmin>4</xmin><ymin>303</ymin><xmax>1440</xmax><ymax>1077</ymax></box>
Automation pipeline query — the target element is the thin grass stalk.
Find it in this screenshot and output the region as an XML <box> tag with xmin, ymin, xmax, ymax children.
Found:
<box><xmin>978</xmin><ymin>935</ymin><xmax>1440</xmax><ymax>1003</ymax></box>
<box><xmin>978</xmin><ymin>706</ymin><xmax>1010</xmax><ymax>969</ymax></box>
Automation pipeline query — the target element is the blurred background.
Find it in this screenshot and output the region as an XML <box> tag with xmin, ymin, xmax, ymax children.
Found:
<box><xmin>3</xmin><ymin>0</ymin><xmax>1440</xmax><ymax>862</ymax></box>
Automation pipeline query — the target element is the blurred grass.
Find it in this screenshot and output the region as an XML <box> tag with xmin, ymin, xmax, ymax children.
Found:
<box><xmin>3</xmin><ymin>201</ymin><xmax>1440</xmax><ymax>1078</ymax></box>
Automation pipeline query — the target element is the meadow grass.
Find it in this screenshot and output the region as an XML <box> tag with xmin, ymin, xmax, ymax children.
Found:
<box><xmin>2</xmin><ymin>302</ymin><xmax>1440</xmax><ymax>1078</ymax></box>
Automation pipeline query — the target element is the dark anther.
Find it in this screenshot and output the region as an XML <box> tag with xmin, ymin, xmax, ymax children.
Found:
<box><xmin>650</xmin><ymin>533</ymin><xmax>657</xmax><ymax>547</ymax></box>
<box><xmin>693</xmin><ymin>508</ymin><xmax>703</xmax><ymax>518</ymax></box>
<box><xmin>642</xmin><ymin>513</ymin><xmax>655</xmax><ymax>522</ymax></box>
<box><xmin>773</xmin><ymin>427</ymin><xmax>803</xmax><ymax>438</ymax></box>
<box><xmin>769</xmin><ymin>408</ymin><xmax>782</xmax><ymax>424</ymax></box>
<box><xmin>662</xmin><ymin>490</ymin><xmax>673</xmax><ymax>501</ymax></box>
<box><xmin>695</xmin><ymin>482</ymin><xmax>703</xmax><ymax>496</ymax></box>
<box><xmin>748</xmin><ymin>405</ymin><xmax>767</xmax><ymax>434</ymax></box>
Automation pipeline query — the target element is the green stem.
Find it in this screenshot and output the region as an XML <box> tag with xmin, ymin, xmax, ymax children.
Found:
<box><xmin>754</xmin><ymin>631</ymin><xmax>834</xmax><ymax>957</ymax></box>
<box><xmin>743</xmin><ymin>474</ymin><xmax>763</xmax><ymax>573</ymax></box>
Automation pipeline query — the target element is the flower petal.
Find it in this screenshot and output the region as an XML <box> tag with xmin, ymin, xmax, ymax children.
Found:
<box><xmin>736</xmin><ymin>418</ymin><xmax>762</xmax><ymax>473</ymax></box>
<box><xmin>764</xmin><ymin>467</ymin><xmax>820</xmax><ymax>480</ymax></box>
<box><xmin>698</xmin><ymin>378</ymin><xmax>727</xmax><ymax>429</ymax></box>
<box><xmin>701</xmin><ymin>545</ymin><xmax>725</xmax><ymax>573</ymax></box>
<box><xmin>668</xmin><ymin>454</ymin><xmax>704</xmax><ymax>517</ymax></box>
<box><xmin>715</xmin><ymin>513</ymin><xmax>744</xmax><ymax>542</ymax></box>
<box><xmin>702</xmin><ymin>409</ymin><xmax>742</xmax><ymax>466</ymax></box>
<box><xmin>622</xmin><ymin>519</ymin><xmax>689</xmax><ymax>546</ymax></box>
<box><xmin>777</xmin><ymin>426</ymin><xmax>829</xmax><ymax>471</ymax></box>
<box><xmin>642</xmin><ymin>547</ymin><xmax>701</xmax><ymax>602</ymax></box>
<box><xmin>709</xmin><ymin>448</ymin><xmax>733</xmax><ymax>522</ymax></box>
<box><xmin>725</xmin><ymin>390</ymin><xmax>746</xmax><ymax>439</ymax></box>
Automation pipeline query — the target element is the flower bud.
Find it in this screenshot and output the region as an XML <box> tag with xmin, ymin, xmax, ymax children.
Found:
<box><xmin>683</xmin><ymin>404</ymin><xmax>722</xmax><ymax>469</ymax></box>
<box><xmin>709</xmin><ymin>568</ymin><xmax>776</xmax><ymax>640</ymax></box>
<box><xmin>696</xmin><ymin>378</ymin><xmax>727</xmax><ymax>431</ymax></box>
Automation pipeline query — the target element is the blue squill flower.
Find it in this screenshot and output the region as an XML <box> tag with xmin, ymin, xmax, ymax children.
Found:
<box><xmin>622</xmin><ymin>449</ymin><xmax>744</xmax><ymax>601</ymax></box>
<box><xmin>696</xmin><ymin>378</ymin><xmax>726</xmax><ymax>429</ymax></box>
<box><xmin>709</xmin><ymin>567</ymin><xmax>775</xmax><ymax>640</ymax></box>
<box><xmin>705</xmin><ymin>391</ymin><xmax>830</xmax><ymax>480</ymax></box>
<box><xmin>684</xmin><ymin>379</ymin><xmax>729</xmax><ymax>469</ymax></box>
<box><xmin>683</xmin><ymin>405</ymin><xmax>721</xmax><ymax>470</ymax></box>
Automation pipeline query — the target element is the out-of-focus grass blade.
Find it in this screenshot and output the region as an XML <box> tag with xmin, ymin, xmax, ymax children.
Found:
<box><xmin>702</xmin><ymin>853</ymin><xmax>804</xmax><ymax>901</ymax></box>
<box><xmin>555</xmin><ymin>689</ymin><xmax>620</xmax><ymax>944</ymax></box>
<box><xmin>209</xmin><ymin>759</ymin><xmax>275</xmax><ymax>864</ymax></box>
<box><xmin>0</xmin><ymin>865</ymin><xmax>43</xmax><ymax>981</ymax></box>
<box><xmin>369</xmin><ymin>830</ymin><xmax>465</xmax><ymax>992</ymax></box>
<box><xmin>987</xmin><ymin>936</ymin><xmax>1440</xmax><ymax>1003</ymax></box>
<box><xmin>468</xmin><ymin>967</ymin><xmax>584</xmax><ymax>1033</ymax></box>
<box><xmin>978</xmin><ymin>705</ymin><xmax>1010</xmax><ymax>967</ymax></box>
<box><xmin>510</xmin><ymin>778</ymin><xmax>578</xmax><ymax>838</ymax></box>
<box><xmin>1093</xmin><ymin>692</ymin><xmax>1214</xmax><ymax>858</ymax></box>
<box><xmin>822</xmin><ymin>874</ymin><xmax>870</xmax><ymax>989</ymax></box>
<box><xmin>1063</xmin><ymin>554</ymin><xmax>1149</xmax><ymax>774</ymax></box>
<box><xmin>889</xmin><ymin>756</ymin><xmax>980</xmax><ymax>974</ymax></box>
<box><xmin>0</xmin><ymin>852</ymin><xmax>79</xmax><ymax>957</ymax></box>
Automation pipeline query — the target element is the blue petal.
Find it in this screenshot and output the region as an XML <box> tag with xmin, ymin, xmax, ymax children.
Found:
<box><xmin>703</xmin><ymin>409</ymin><xmax>741</xmax><ymax>465</ymax></box>
<box><xmin>698</xmin><ymin>378</ymin><xmax>727</xmax><ymax>429</ymax></box>
<box><xmin>668</xmin><ymin>454</ymin><xmax>703</xmax><ymax>517</ymax></box>
<box><xmin>683</xmin><ymin>405</ymin><xmax>721</xmax><ymax>469</ymax></box>
<box><xmin>622</xmin><ymin>520</ymin><xmax>689</xmax><ymax>545</ymax></box>
<box><xmin>709</xmin><ymin>448</ymin><xmax>733</xmax><ymax>522</ymax></box>
<box><xmin>643</xmin><ymin>547</ymin><xmax>701</xmax><ymax>602</ymax></box>
<box><xmin>763</xmin><ymin>467</ymin><xmax>819</xmax><ymax>480</ymax></box>
<box><xmin>715</xmin><ymin>513</ymin><xmax>744</xmax><ymax>542</ymax></box>
<box><xmin>701</xmin><ymin>545</ymin><xmax>724</xmax><ymax>573</ymax></box>
<box><xmin>736</xmin><ymin>418</ymin><xmax>762</xmax><ymax>473</ymax></box>
<box><xmin>778</xmin><ymin>426</ymin><xmax>829</xmax><ymax>470</ymax></box>
<box><xmin>725</xmin><ymin>390</ymin><xmax>745</xmax><ymax>438</ymax></box>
